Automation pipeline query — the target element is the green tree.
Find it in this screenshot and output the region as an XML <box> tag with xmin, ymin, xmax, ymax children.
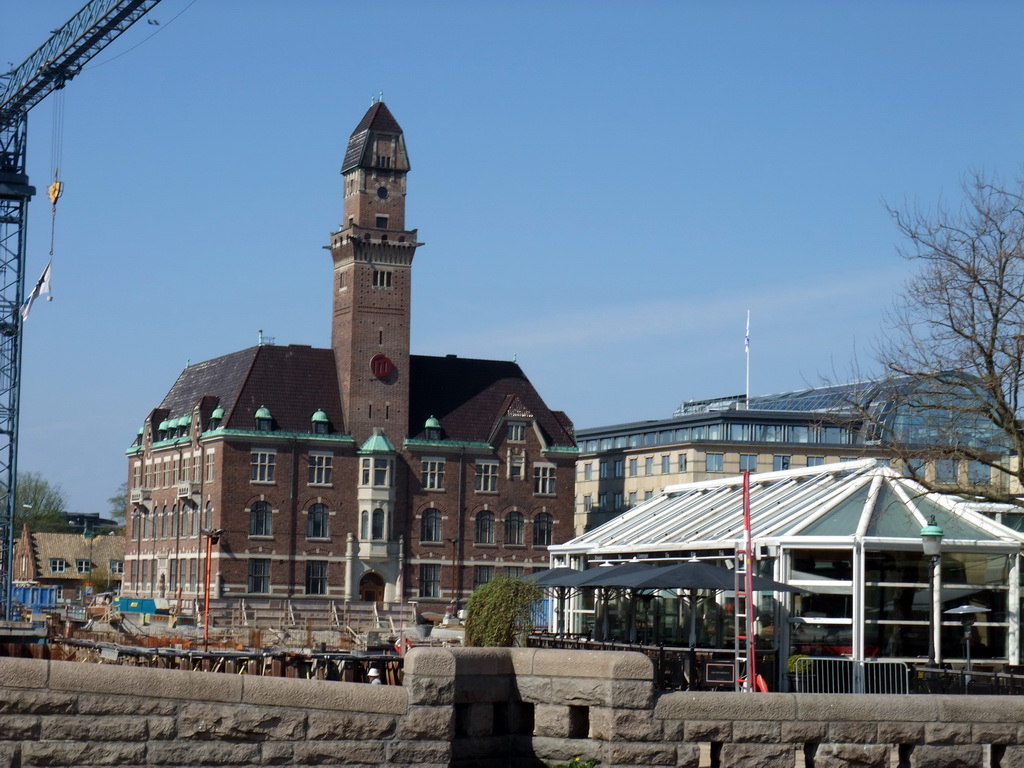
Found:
<box><xmin>14</xmin><ymin>472</ymin><xmax>71</xmax><ymax>532</ymax></box>
<box><xmin>107</xmin><ymin>481</ymin><xmax>128</xmax><ymax>524</ymax></box>
<box><xmin>464</xmin><ymin>576</ymin><xmax>543</xmax><ymax>647</ymax></box>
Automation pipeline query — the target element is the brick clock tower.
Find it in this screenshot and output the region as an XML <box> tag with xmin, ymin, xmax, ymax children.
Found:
<box><xmin>329</xmin><ymin>100</ymin><xmax>420</xmax><ymax>445</ymax></box>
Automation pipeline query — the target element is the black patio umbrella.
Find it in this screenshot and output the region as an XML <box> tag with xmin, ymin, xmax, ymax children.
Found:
<box><xmin>612</xmin><ymin>561</ymin><xmax>804</xmax><ymax>593</ymax></box>
<box><xmin>526</xmin><ymin>568</ymin><xmax>586</xmax><ymax>586</ymax></box>
<box><xmin>526</xmin><ymin>562</ymin><xmax>657</xmax><ymax>588</ymax></box>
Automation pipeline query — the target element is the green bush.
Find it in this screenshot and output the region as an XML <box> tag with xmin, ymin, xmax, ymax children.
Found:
<box><xmin>548</xmin><ymin>759</ymin><xmax>600</xmax><ymax>768</ymax></box>
<box><xmin>464</xmin><ymin>576</ymin><xmax>543</xmax><ymax>647</ymax></box>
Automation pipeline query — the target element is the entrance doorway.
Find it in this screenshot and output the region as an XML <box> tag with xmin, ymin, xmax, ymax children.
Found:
<box><xmin>359</xmin><ymin>572</ymin><xmax>385</xmax><ymax>602</ymax></box>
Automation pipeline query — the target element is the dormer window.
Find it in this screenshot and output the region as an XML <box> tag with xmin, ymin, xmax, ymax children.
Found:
<box><xmin>424</xmin><ymin>416</ymin><xmax>442</xmax><ymax>441</ymax></box>
<box><xmin>508</xmin><ymin>422</ymin><xmax>526</xmax><ymax>443</ymax></box>
<box><xmin>209</xmin><ymin>405</ymin><xmax>225</xmax><ymax>431</ymax></box>
<box><xmin>311</xmin><ymin>409</ymin><xmax>329</xmax><ymax>435</ymax></box>
<box><xmin>157</xmin><ymin>420</ymin><xmax>169</xmax><ymax>441</ymax></box>
<box><xmin>254</xmin><ymin>405</ymin><xmax>273</xmax><ymax>432</ymax></box>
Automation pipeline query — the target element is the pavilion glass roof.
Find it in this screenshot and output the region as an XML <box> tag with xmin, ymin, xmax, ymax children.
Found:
<box><xmin>553</xmin><ymin>459</ymin><xmax>1024</xmax><ymax>557</ymax></box>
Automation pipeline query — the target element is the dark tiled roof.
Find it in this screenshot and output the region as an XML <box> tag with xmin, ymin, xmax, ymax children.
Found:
<box><xmin>158</xmin><ymin>345</ymin><xmax>344</xmax><ymax>434</ymax></box>
<box><xmin>342</xmin><ymin>102</ymin><xmax>404</xmax><ymax>172</ymax></box>
<box><xmin>408</xmin><ymin>355</ymin><xmax>575</xmax><ymax>448</ymax></box>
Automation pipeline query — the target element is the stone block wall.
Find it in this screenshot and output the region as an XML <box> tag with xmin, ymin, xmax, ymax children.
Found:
<box><xmin>1</xmin><ymin>648</ymin><xmax>1024</xmax><ymax>767</ymax></box>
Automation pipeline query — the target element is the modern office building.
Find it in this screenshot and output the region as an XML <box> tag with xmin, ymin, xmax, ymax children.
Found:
<box><xmin>574</xmin><ymin>379</ymin><xmax>1008</xmax><ymax>534</ymax></box>
<box><xmin>123</xmin><ymin>101</ymin><xmax>577</xmax><ymax>618</ymax></box>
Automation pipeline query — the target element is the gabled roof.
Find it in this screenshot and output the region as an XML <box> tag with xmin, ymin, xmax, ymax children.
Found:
<box><xmin>158</xmin><ymin>345</ymin><xmax>344</xmax><ymax>434</ymax></box>
<box><xmin>555</xmin><ymin>459</ymin><xmax>1024</xmax><ymax>556</ymax></box>
<box><xmin>408</xmin><ymin>355</ymin><xmax>575</xmax><ymax>448</ymax></box>
<box><xmin>24</xmin><ymin>532</ymin><xmax>125</xmax><ymax>581</ymax></box>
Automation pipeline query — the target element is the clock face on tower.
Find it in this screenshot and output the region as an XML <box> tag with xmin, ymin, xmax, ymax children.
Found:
<box><xmin>376</xmin><ymin>186</ymin><xmax>389</xmax><ymax>200</ymax></box>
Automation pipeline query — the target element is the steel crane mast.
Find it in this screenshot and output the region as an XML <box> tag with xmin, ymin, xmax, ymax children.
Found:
<box><xmin>0</xmin><ymin>0</ymin><xmax>163</xmax><ymax>620</ymax></box>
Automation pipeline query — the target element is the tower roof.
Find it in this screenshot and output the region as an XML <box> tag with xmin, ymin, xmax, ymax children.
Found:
<box><xmin>342</xmin><ymin>101</ymin><xmax>410</xmax><ymax>173</ymax></box>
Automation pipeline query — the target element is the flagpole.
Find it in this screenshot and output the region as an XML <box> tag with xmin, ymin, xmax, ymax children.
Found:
<box><xmin>744</xmin><ymin>310</ymin><xmax>750</xmax><ymax>403</ymax></box>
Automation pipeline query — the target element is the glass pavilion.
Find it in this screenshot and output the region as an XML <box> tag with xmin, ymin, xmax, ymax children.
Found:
<box><xmin>548</xmin><ymin>459</ymin><xmax>1024</xmax><ymax>680</ymax></box>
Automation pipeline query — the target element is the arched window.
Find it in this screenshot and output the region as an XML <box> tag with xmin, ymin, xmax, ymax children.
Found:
<box><xmin>421</xmin><ymin>508</ymin><xmax>442</xmax><ymax>543</ymax></box>
<box><xmin>533</xmin><ymin>513</ymin><xmax>553</xmax><ymax>547</ymax></box>
<box><xmin>204</xmin><ymin>502</ymin><xmax>213</xmax><ymax>531</ymax></box>
<box><xmin>476</xmin><ymin>511</ymin><xmax>495</xmax><ymax>545</ymax></box>
<box><xmin>505</xmin><ymin>511</ymin><xmax>524</xmax><ymax>546</ymax></box>
<box><xmin>372</xmin><ymin>508</ymin><xmax>385</xmax><ymax>540</ymax></box>
<box><xmin>249</xmin><ymin>501</ymin><xmax>272</xmax><ymax>537</ymax></box>
<box><xmin>307</xmin><ymin>503</ymin><xmax>329</xmax><ymax>539</ymax></box>
<box><xmin>361</xmin><ymin>510</ymin><xmax>369</xmax><ymax>540</ymax></box>
<box><xmin>171</xmin><ymin>505</ymin><xmax>178</xmax><ymax>538</ymax></box>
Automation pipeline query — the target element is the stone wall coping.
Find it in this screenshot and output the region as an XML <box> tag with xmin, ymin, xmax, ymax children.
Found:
<box><xmin>0</xmin><ymin>657</ymin><xmax>408</xmax><ymax>715</ymax></box>
<box><xmin>406</xmin><ymin>647</ymin><xmax>653</xmax><ymax>682</ymax></box>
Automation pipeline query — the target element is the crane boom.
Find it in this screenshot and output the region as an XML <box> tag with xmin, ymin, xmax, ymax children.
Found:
<box><xmin>0</xmin><ymin>0</ymin><xmax>162</xmax><ymax>620</ymax></box>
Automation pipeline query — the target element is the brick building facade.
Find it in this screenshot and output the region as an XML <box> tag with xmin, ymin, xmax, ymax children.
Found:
<box><xmin>123</xmin><ymin>102</ymin><xmax>576</xmax><ymax>616</ymax></box>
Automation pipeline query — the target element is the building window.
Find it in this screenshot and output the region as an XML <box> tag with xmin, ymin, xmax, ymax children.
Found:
<box><xmin>644</xmin><ymin>490</ymin><xmax>653</xmax><ymax>501</ymax></box>
<box><xmin>109</xmin><ymin>560</ymin><xmax>124</xmax><ymax>575</ymax></box>
<box><xmin>533</xmin><ymin>464</ymin><xmax>556</xmax><ymax>495</ymax></box>
<box><xmin>614</xmin><ymin>459</ymin><xmax>624</xmax><ymax>478</ymax></box>
<box><xmin>662</xmin><ymin>455</ymin><xmax>671</xmax><ymax>474</ymax></box>
<box><xmin>739</xmin><ymin>454</ymin><xmax>757</xmax><ymax>472</ymax></box>
<box><xmin>613</xmin><ymin>492</ymin><xmax>623</xmax><ymax>509</ymax></box>
<box><xmin>678</xmin><ymin>454</ymin><xmax>687</xmax><ymax>472</ymax></box>
<box><xmin>583</xmin><ymin>494</ymin><xmax>592</xmax><ymax>511</ymax></box>
<box><xmin>75</xmin><ymin>559</ymin><xmax>91</xmax><ymax>575</ymax></box>
<box><xmin>583</xmin><ymin>463</ymin><xmax>592</xmax><ymax>481</ymax></box>
<box><xmin>361</xmin><ymin>457</ymin><xmax>392</xmax><ymax>488</ymax></box>
<box><xmin>935</xmin><ymin>459</ymin><xmax>958</xmax><ymax>484</ymax></box>
<box><xmin>251</xmin><ymin>450</ymin><xmax>276</xmax><ymax>483</ymax></box>
<box><xmin>420</xmin><ymin>564</ymin><xmax>441</xmax><ymax>598</ymax></box>
<box><xmin>474</xmin><ymin>566</ymin><xmax>494</xmax><ymax>589</ymax></box>
<box><xmin>307</xmin><ymin>504</ymin><xmax>329</xmax><ymax>539</ymax></box>
<box><xmin>373</xmin><ymin>269</ymin><xmax>392</xmax><ymax>288</ymax></box>
<box><xmin>206</xmin><ymin>451</ymin><xmax>215</xmax><ymax>483</ymax></box>
<box><xmin>508</xmin><ymin>422</ymin><xmax>526</xmax><ymax>442</ymax></box>
<box><xmin>476</xmin><ymin>511</ymin><xmax>495</xmax><ymax>544</ymax></box>
<box><xmin>598</xmin><ymin>492</ymin><xmax>608</xmax><ymax>509</ymax></box>
<box><xmin>421</xmin><ymin>508</ymin><xmax>442</xmax><ymax>542</ymax></box>
<box><xmin>628</xmin><ymin>458</ymin><xmax>637</xmax><ymax>477</ymax></box>
<box><xmin>645</xmin><ymin>457</ymin><xmax>654</xmax><ymax>476</ymax></box>
<box><xmin>306</xmin><ymin>561</ymin><xmax>327</xmax><ymax>595</ymax></box>
<box><xmin>375</xmin><ymin>215</ymin><xmax>388</xmax><ymax>229</ymax></box>
<box><xmin>773</xmin><ymin>455</ymin><xmax>791</xmax><ymax>472</ymax></box>
<box><xmin>505</xmin><ymin>566</ymin><xmax>524</xmax><ymax>579</ymax></box>
<box><xmin>50</xmin><ymin>558</ymin><xmax>67</xmax><ymax>574</ymax></box>
<box><xmin>968</xmin><ymin>460</ymin><xmax>991</xmax><ymax>485</ymax></box>
<box><xmin>628</xmin><ymin>491</ymin><xmax>637</xmax><ymax>508</ymax></box>
<box><xmin>505</xmin><ymin>511</ymin><xmax>524</xmax><ymax>545</ymax></box>
<box><xmin>599</xmin><ymin>461</ymin><xmax>608</xmax><ymax>479</ymax></box>
<box><xmin>372</xmin><ymin>508</ymin><xmax>386</xmax><ymax>540</ymax></box>
<box><xmin>422</xmin><ymin>458</ymin><xmax>445</xmax><ymax>490</ymax></box>
<box><xmin>807</xmin><ymin>456</ymin><xmax>825</xmax><ymax>467</ymax></box>
<box><xmin>706</xmin><ymin>453</ymin><xmax>724</xmax><ymax>473</ymax></box>
<box><xmin>509</xmin><ymin>454</ymin><xmax>525</xmax><ymax>480</ymax></box>
<box><xmin>533</xmin><ymin>513</ymin><xmax>553</xmax><ymax>547</ymax></box>
<box><xmin>308</xmin><ymin>453</ymin><xmax>333</xmax><ymax>485</ymax></box>
<box><xmin>475</xmin><ymin>461</ymin><xmax>498</xmax><ymax>492</ymax></box>
<box><xmin>248</xmin><ymin>559</ymin><xmax>271</xmax><ymax>594</ymax></box>
<box><xmin>249</xmin><ymin>501</ymin><xmax>272</xmax><ymax>537</ymax></box>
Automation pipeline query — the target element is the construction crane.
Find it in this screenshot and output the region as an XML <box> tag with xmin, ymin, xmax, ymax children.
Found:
<box><xmin>0</xmin><ymin>0</ymin><xmax>163</xmax><ymax>620</ymax></box>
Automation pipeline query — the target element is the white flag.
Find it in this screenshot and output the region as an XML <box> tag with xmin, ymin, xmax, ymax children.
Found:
<box><xmin>744</xmin><ymin>310</ymin><xmax>750</xmax><ymax>353</ymax></box>
<box><xmin>21</xmin><ymin>261</ymin><xmax>52</xmax><ymax>321</ymax></box>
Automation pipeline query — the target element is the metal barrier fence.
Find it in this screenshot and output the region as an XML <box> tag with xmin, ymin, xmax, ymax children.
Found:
<box><xmin>791</xmin><ymin>657</ymin><xmax>911</xmax><ymax>694</ymax></box>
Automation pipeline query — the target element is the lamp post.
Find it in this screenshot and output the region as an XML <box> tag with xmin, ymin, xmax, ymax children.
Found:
<box><xmin>82</xmin><ymin>520</ymin><xmax>95</xmax><ymax>605</ymax></box>
<box><xmin>920</xmin><ymin>515</ymin><xmax>944</xmax><ymax>667</ymax></box>
<box><xmin>446</xmin><ymin>537</ymin><xmax>460</xmax><ymax>618</ymax></box>
<box><xmin>201</xmin><ymin>528</ymin><xmax>224</xmax><ymax>651</ymax></box>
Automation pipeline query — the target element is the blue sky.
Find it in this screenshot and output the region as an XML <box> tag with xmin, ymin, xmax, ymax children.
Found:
<box><xmin>5</xmin><ymin>1</ymin><xmax>1024</xmax><ymax>514</ymax></box>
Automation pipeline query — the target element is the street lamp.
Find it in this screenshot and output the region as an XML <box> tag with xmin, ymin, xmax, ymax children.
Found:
<box><xmin>446</xmin><ymin>537</ymin><xmax>460</xmax><ymax>619</ymax></box>
<box><xmin>920</xmin><ymin>515</ymin><xmax>944</xmax><ymax>667</ymax></box>
<box><xmin>201</xmin><ymin>528</ymin><xmax>224</xmax><ymax>651</ymax></box>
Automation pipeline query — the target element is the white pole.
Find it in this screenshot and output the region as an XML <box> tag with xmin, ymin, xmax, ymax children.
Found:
<box><xmin>745</xmin><ymin>310</ymin><xmax>751</xmax><ymax>402</ymax></box>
